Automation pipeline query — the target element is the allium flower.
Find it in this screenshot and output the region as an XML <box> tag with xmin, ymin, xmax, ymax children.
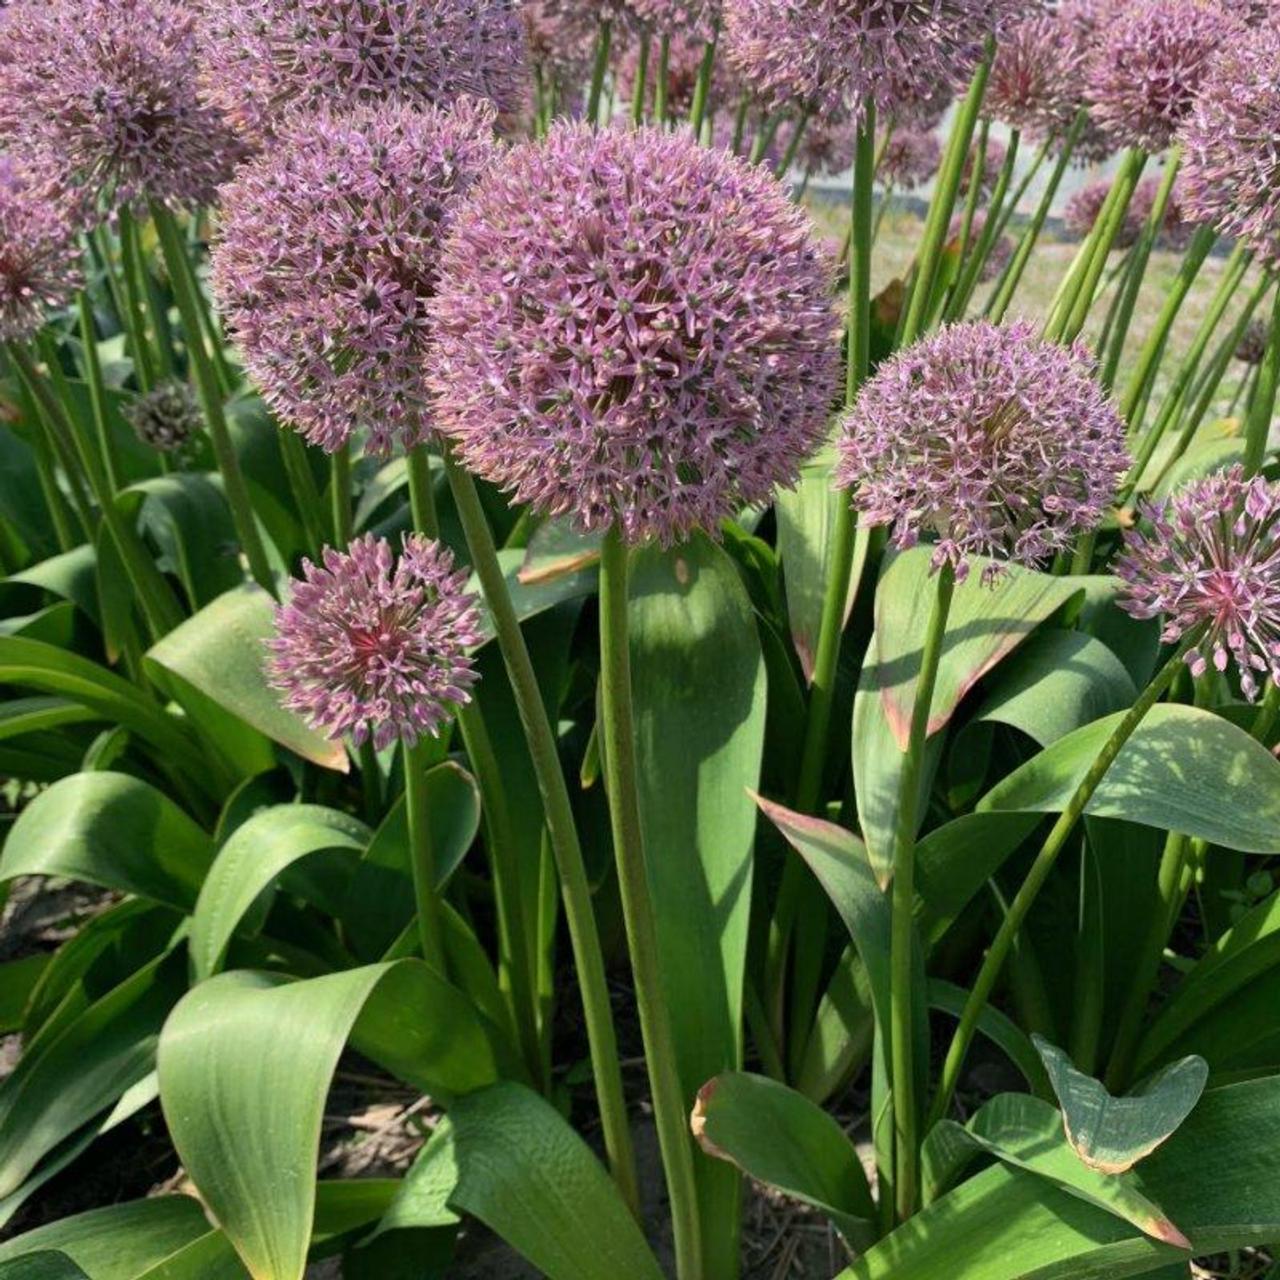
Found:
<box><xmin>0</xmin><ymin>0</ymin><xmax>244</xmax><ymax>212</ymax></box>
<box><xmin>1064</xmin><ymin>176</ymin><xmax>1146</xmax><ymax>248</ymax></box>
<box><xmin>625</xmin><ymin>0</ymin><xmax>716</xmax><ymax>39</ymax></box>
<box><xmin>1178</xmin><ymin>23</ymin><xmax>1280</xmax><ymax>254</ymax></box>
<box><xmin>0</xmin><ymin>166</ymin><xmax>82</xmax><ymax>342</ymax></box>
<box><xmin>212</xmin><ymin>99</ymin><xmax>497</xmax><ymax>455</ymax></box>
<box><xmin>196</xmin><ymin>0</ymin><xmax>529</xmax><ymax>139</ymax></box>
<box><xmin>1117</xmin><ymin>466</ymin><xmax>1280</xmax><ymax>699</ymax></box>
<box><xmin>522</xmin><ymin>0</ymin><xmax>605</xmax><ymax>87</ymax></box>
<box><xmin>986</xmin><ymin>13</ymin><xmax>1087</xmax><ymax>138</ymax></box>
<box><xmin>1236</xmin><ymin>317</ymin><xmax>1270</xmax><ymax>365</ymax></box>
<box><xmin>427</xmin><ymin>124</ymin><xmax>841</xmax><ymax>545</ymax></box>
<box><xmin>947</xmin><ymin>210</ymin><xmax>1013</xmax><ymax>282</ymax></box>
<box><xmin>878</xmin><ymin>127</ymin><xmax>941</xmax><ymax>190</ymax></box>
<box><xmin>835</xmin><ymin>320</ymin><xmax>1129</xmax><ymax>581</ymax></box>
<box><xmin>886</xmin><ymin>66</ymin><xmax>953</xmax><ymax>130</ymax></box>
<box><xmin>125</xmin><ymin>380</ymin><xmax>201</xmax><ymax>454</ymax></box>
<box><xmin>1086</xmin><ymin>0</ymin><xmax>1235</xmax><ymax>152</ymax></box>
<box><xmin>722</xmin><ymin>0</ymin><xmax>1001</xmax><ymax>122</ymax></box>
<box><xmin>268</xmin><ymin>533</ymin><xmax>482</xmax><ymax>749</ymax></box>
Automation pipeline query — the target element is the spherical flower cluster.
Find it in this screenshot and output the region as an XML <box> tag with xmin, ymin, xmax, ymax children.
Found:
<box><xmin>625</xmin><ymin>0</ymin><xmax>717</xmax><ymax>39</ymax></box>
<box><xmin>1178</xmin><ymin>23</ymin><xmax>1280</xmax><ymax>255</ymax></box>
<box><xmin>878</xmin><ymin>127</ymin><xmax>941</xmax><ymax>190</ymax></box>
<box><xmin>1085</xmin><ymin>0</ymin><xmax>1234</xmax><ymax>152</ymax></box>
<box><xmin>835</xmin><ymin>320</ymin><xmax>1129</xmax><ymax>581</ymax></box>
<box><xmin>722</xmin><ymin>0</ymin><xmax>1001</xmax><ymax>122</ymax></box>
<box><xmin>985</xmin><ymin>13</ymin><xmax>1085</xmax><ymax>137</ymax></box>
<box><xmin>212</xmin><ymin>99</ymin><xmax>497</xmax><ymax>455</ymax></box>
<box><xmin>196</xmin><ymin>0</ymin><xmax>529</xmax><ymax>139</ymax></box>
<box><xmin>1236</xmin><ymin>317</ymin><xmax>1270</xmax><ymax>365</ymax></box>
<box><xmin>0</xmin><ymin>166</ymin><xmax>82</xmax><ymax>342</ymax></box>
<box><xmin>0</xmin><ymin>0</ymin><xmax>243</xmax><ymax>212</ymax></box>
<box><xmin>617</xmin><ymin>31</ymin><xmax>735</xmax><ymax>120</ymax></box>
<box><xmin>268</xmin><ymin>533</ymin><xmax>482</xmax><ymax>749</ymax></box>
<box><xmin>522</xmin><ymin>0</ymin><xmax>606</xmax><ymax>88</ymax></box>
<box><xmin>947</xmin><ymin>210</ymin><xmax>1012</xmax><ymax>282</ymax></box>
<box><xmin>886</xmin><ymin>66</ymin><xmax>953</xmax><ymax>130</ymax></box>
<box><xmin>427</xmin><ymin>124</ymin><xmax>841</xmax><ymax>546</ymax></box>
<box><xmin>1117</xmin><ymin>466</ymin><xmax>1280</xmax><ymax>699</ymax></box>
<box><xmin>124</xmin><ymin>380</ymin><xmax>202</xmax><ymax>454</ymax></box>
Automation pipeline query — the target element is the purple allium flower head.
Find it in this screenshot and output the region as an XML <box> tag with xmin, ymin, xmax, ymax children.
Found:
<box><xmin>625</xmin><ymin>0</ymin><xmax>717</xmax><ymax>39</ymax></box>
<box><xmin>721</xmin><ymin>0</ymin><xmax>1002</xmax><ymax>122</ymax></box>
<box><xmin>196</xmin><ymin>0</ymin><xmax>529</xmax><ymax>140</ymax></box>
<box><xmin>885</xmin><ymin>65</ymin><xmax>953</xmax><ymax>130</ymax></box>
<box><xmin>212</xmin><ymin>99</ymin><xmax>497</xmax><ymax>455</ymax></box>
<box><xmin>1236</xmin><ymin>316</ymin><xmax>1270</xmax><ymax>365</ymax></box>
<box><xmin>0</xmin><ymin>0</ymin><xmax>244</xmax><ymax>213</ymax></box>
<box><xmin>947</xmin><ymin>210</ymin><xmax>1013</xmax><ymax>282</ymax></box>
<box><xmin>0</xmin><ymin>165</ymin><xmax>83</xmax><ymax>342</ymax></box>
<box><xmin>835</xmin><ymin>319</ymin><xmax>1129</xmax><ymax>582</ymax></box>
<box><xmin>1178</xmin><ymin>23</ymin><xmax>1280</xmax><ymax>255</ymax></box>
<box><xmin>268</xmin><ymin>532</ymin><xmax>483</xmax><ymax>749</ymax></box>
<box><xmin>522</xmin><ymin>0</ymin><xmax>605</xmax><ymax>85</ymax></box>
<box><xmin>878</xmin><ymin>126</ymin><xmax>941</xmax><ymax>189</ymax></box>
<box><xmin>1085</xmin><ymin>0</ymin><xmax>1235</xmax><ymax>152</ymax></box>
<box><xmin>427</xmin><ymin>123</ymin><xmax>841</xmax><ymax>546</ymax></box>
<box><xmin>986</xmin><ymin>12</ymin><xmax>1087</xmax><ymax>138</ymax></box>
<box><xmin>1117</xmin><ymin>466</ymin><xmax>1280</xmax><ymax>699</ymax></box>
<box><xmin>785</xmin><ymin>110</ymin><xmax>859</xmax><ymax>178</ymax></box>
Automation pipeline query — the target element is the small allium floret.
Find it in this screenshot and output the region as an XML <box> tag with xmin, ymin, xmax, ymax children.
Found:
<box><xmin>835</xmin><ymin>320</ymin><xmax>1130</xmax><ymax>582</ymax></box>
<box><xmin>268</xmin><ymin>533</ymin><xmax>482</xmax><ymax>749</ymax></box>
<box><xmin>1117</xmin><ymin>466</ymin><xmax>1280</xmax><ymax>699</ymax></box>
<box><xmin>124</xmin><ymin>380</ymin><xmax>202</xmax><ymax>454</ymax></box>
<box><xmin>427</xmin><ymin>123</ymin><xmax>841</xmax><ymax>546</ymax></box>
<box><xmin>212</xmin><ymin>99</ymin><xmax>497</xmax><ymax>455</ymax></box>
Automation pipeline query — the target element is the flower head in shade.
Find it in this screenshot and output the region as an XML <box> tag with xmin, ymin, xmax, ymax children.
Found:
<box><xmin>1117</xmin><ymin>466</ymin><xmax>1280</xmax><ymax>699</ymax></box>
<box><xmin>878</xmin><ymin>127</ymin><xmax>941</xmax><ymax>190</ymax></box>
<box><xmin>786</xmin><ymin>110</ymin><xmax>858</xmax><ymax>179</ymax></box>
<box><xmin>1236</xmin><ymin>317</ymin><xmax>1270</xmax><ymax>365</ymax></box>
<box><xmin>947</xmin><ymin>210</ymin><xmax>1012</xmax><ymax>282</ymax></box>
<box><xmin>427</xmin><ymin>123</ymin><xmax>841</xmax><ymax>546</ymax></box>
<box><xmin>268</xmin><ymin>533</ymin><xmax>482</xmax><ymax>749</ymax></box>
<box><xmin>625</xmin><ymin>0</ymin><xmax>716</xmax><ymax>39</ymax></box>
<box><xmin>986</xmin><ymin>13</ymin><xmax>1087</xmax><ymax>137</ymax></box>
<box><xmin>835</xmin><ymin>320</ymin><xmax>1129</xmax><ymax>581</ymax></box>
<box><xmin>886</xmin><ymin>66</ymin><xmax>953</xmax><ymax>130</ymax></box>
<box><xmin>0</xmin><ymin>164</ymin><xmax>82</xmax><ymax>342</ymax></box>
<box><xmin>125</xmin><ymin>380</ymin><xmax>201</xmax><ymax>454</ymax></box>
<box><xmin>1086</xmin><ymin>0</ymin><xmax>1235</xmax><ymax>152</ymax></box>
<box><xmin>196</xmin><ymin>0</ymin><xmax>528</xmax><ymax>139</ymax></box>
<box><xmin>212</xmin><ymin>99</ymin><xmax>497</xmax><ymax>455</ymax></box>
<box><xmin>722</xmin><ymin>0</ymin><xmax>1001</xmax><ymax>122</ymax></box>
<box><xmin>0</xmin><ymin>0</ymin><xmax>244</xmax><ymax>213</ymax></box>
<box><xmin>1178</xmin><ymin>23</ymin><xmax>1280</xmax><ymax>254</ymax></box>
<box><xmin>522</xmin><ymin>0</ymin><xmax>605</xmax><ymax>89</ymax></box>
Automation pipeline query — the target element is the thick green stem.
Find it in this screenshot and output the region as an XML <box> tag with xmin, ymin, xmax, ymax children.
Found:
<box><xmin>987</xmin><ymin>114</ymin><xmax>1083</xmax><ymax>323</ymax></box>
<box><xmin>278</xmin><ymin>429</ymin><xmax>326</xmax><ymax>558</ymax></box>
<box><xmin>150</xmin><ymin>201</ymin><xmax>276</xmax><ymax>595</ymax></box>
<box><xmin>748</xmin><ymin>111</ymin><xmax>783</xmax><ymax>165</ymax></box>
<box><xmin>900</xmin><ymin>50</ymin><xmax>991</xmax><ymax>346</ymax></box>
<box><xmin>653</xmin><ymin>35</ymin><xmax>670</xmax><ymax>124</ymax></box>
<box><xmin>586</xmin><ymin>20</ymin><xmax>613</xmax><ymax>127</ymax></box>
<box><xmin>630</xmin><ymin>32</ymin><xmax>651</xmax><ymax>126</ymax></box>
<box><xmin>331</xmin><ymin>443</ymin><xmax>353</xmax><ymax>545</ymax></box>
<box><xmin>774</xmin><ymin>105</ymin><xmax>812</xmax><ymax>180</ymax></box>
<box><xmin>78</xmin><ymin>293</ymin><xmax>122</xmax><ymax>493</ymax></box>
<box><xmin>926</xmin><ymin>630</ymin><xmax>1203</xmax><ymax>1129</ymax></box>
<box><xmin>598</xmin><ymin>526</ymin><xmax>702</xmax><ymax>1277</ymax></box>
<box><xmin>890</xmin><ymin>565</ymin><xmax>954</xmax><ymax>1221</ymax></box>
<box><xmin>117</xmin><ymin>207</ymin><xmax>157</xmax><ymax>392</ymax></box>
<box><xmin>443</xmin><ymin>451</ymin><xmax>640</xmax><ymax>1216</ymax></box>
<box><xmin>946</xmin><ymin>127</ymin><xmax>1020</xmax><ymax>321</ymax></box>
<box><xmin>1245</xmin><ymin>277</ymin><xmax>1280</xmax><ymax>475</ymax></box>
<box><xmin>688</xmin><ymin>29</ymin><xmax>718</xmax><ymax>137</ymax></box>
<box><xmin>991</xmin><ymin>134</ymin><xmax>1049</xmax><ymax>245</ymax></box>
<box><xmin>404</xmin><ymin>739</ymin><xmax>447</xmax><ymax>973</ymax></box>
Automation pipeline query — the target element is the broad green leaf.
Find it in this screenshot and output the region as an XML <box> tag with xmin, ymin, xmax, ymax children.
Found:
<box><xmin>923</xmin><ymin>1093</ymin><xmax>1189</xmax><ymax>1245</ymax></box>
<box><xmin>0</xmin><ymin>1198</ymin><xmax>211</xmax><ymax>1280</ymax></box>
<box><xmin>629</xmin><ymin>535</ymin><xmax>766</xmax><ymax>1275</ymax></box>
<box><xmin>158</xmin><ymin>961</ymin><xmax>508</xmax><ymax>1280</ymax></box>
<box><xmin>0</xmin><ymin>1254</ymin><xmax>90</xmax><ymax>1280</ymax></box>
<box><xmin>445</xmin><ymin>1082</ymin><xmax>664</xmax><ymax>1280</ymax></box>
<box><xmin>1</xmin><ymin>772</ymin><xmax>213</xmax><ymax>911</ymax></box>
<box><xmin>470</xmin><ymin>547</ymin><xmax>598</xmax><ymax>645</ymax></box>
<box><xmin>0</xmin><ymin>697</ymin><xmax>98</xmax><ymax>743</ymax></box>
<box><xmin>145</xmin><ymin>585</ymin><xmax>347</xmax><ymax>774</ymax></box>
<box><xmin>692</xmin><ymin>1071</ymin><xmax>876</xmax><ymax>1249</ymax></box>
<box><xmin>0</xmin><ymin>956</ymin><xmax>48</xmax><ymax>1033</ymax></box>
<box><xmin>376</xmin><ymin>1119</ymin><xmax>461</xmax><ymax>1237</ymax></box>
<box><xmin>190</xmin><ymin>803</ymin><xmax>370</xmax><ymax>979</ymax></box>
<box><xmin>1034</xmin><ymin>1036</ymin><xmax>1207</xmax><ymax>1173</ymax></box>
<box><xmin>927</xmin><ymin>980</ymin><xmax>1050</xmax><ymax>1098</ymax></box>
<box><xmin>0</xmin><ymin>952</ymin><xmax>186</xmax><ymax>1199</ymax></box>
<box><xmin>842</xmin><ymin>1077</ymin><xmax>1280</xmax><ymax>1278</ymax></box>
<box><xmin>979</xmin><ymin>703</ymin><xmax>1280</xmax><ymax>852</ymax></box>
<box><xmin>134</xmin><ymin>1234</ymin><xmax>248</xmax><ymax>1280</ymax></box>
<box><xmin>516</xmin><ymin>517</ymin><xmax>602</xmax><ymax>583</ymax></box>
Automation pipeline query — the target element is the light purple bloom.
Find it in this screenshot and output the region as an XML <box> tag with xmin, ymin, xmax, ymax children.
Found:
<box><xmin>625</xmin><ymin>0</ymin><xmax>717</xmax><ymax>39</ymax></box>
<box><xmin>196</xmin><ymin>0</ymin><xmax>529</xmax><ymax>140</ymax></box>
<box><xmin>722</xmin><ymin>0</ymin><xmax>1002</xmax><ymax>122</ymax></box>
<box><xmin>0</xmin><ymin>0</ymin><xmax>244</xmax><ymax>213</ymax></box>
<box><xmin>0</xmin><ymin>164</ymin><xmax>82</xmax><ymax>342</ymax></box>
<box><xmin>1117</xmin><ymin>466</ymin><xmax>1280</xmax><ymax>700</ymax></box>
<box><xmin>427</xmin><ymin>123</ymin><xmax>841</xmax><ymax>546</ymax></box>
<box><xmin>1086</xmin><ymin>0</ymin><xmax>1235</xmax><ymax>153</ymax></box>
<box><xmin>212</xmin><ymin>99</ymin><xmax>497</xmax><ymax>455</ymax></box>
<box><xmin>986</xmin><ymin>12</ymin><xmax>1087</xmax><ymax>139</ymax></box>
<box><xmin>785</xmin><ymin>110</ymin><xmax>858</xmax><ymax>179</ymax></box>
<box><xmin>268</xmin><ymin>533</ymin><xmax>482</xmax><ymax>750</ymax></box>
<box><xmin>835</xmin><ymin>320</ymin><xmax>1130</xmax><ymax>582</ymax></box>
<box><xmin>1178</xmin><ymin>23</ymin><xmax>1280</xmax><ymax>256</ymax></box>
<box><xmin>878</xmin><ymin>127</ymin><xmax>941</xmax><ymax>190</ymax></box>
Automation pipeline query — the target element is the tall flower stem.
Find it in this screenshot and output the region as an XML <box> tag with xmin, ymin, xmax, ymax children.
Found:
<box><xmin>331</xmin><ymin>443</ymin><xmax>353</xmax><ymax>545</ymax></box>
<box><xmin>991</xmin><ymin>133</ymin><xmax>1049</xmax><ymax>244</ymax></box>
<box><xmin>945</xmin><ymin>127</ymin><xmax>1020</xmax><ymax>321</ymax></box>
<box><xmin>150</xmin><ymin>201</ymin><xmax>275</xmax><ymax>596</ymax></box>
<box><xmin>889</xmin><ymin>563</ymin><xmax>955</xmax><ymax>1221</ymax></box>
<box><xmin>987</xmin><ymin>114</ymin><xmax>1083</xmax><ymax>323</ymax></box>
<box><xmin>9</xmin><ymin>340</ymin><xmax>184</xmax><ymax>640</ymax></box>
<box><xmin>925</xmin><ymin>628</ymin><xmax>1204</xmax><ymax>1130</ymax></box>
<box><xmin>441</xmin><ymin>449</ymin><xmax>641</xmax><ymax>1217</ymax></box>
<box><xmin>688</xmin><ymin>28</ymin><xmax>718</xmax><ymax>137</ymax></box>
<box><xmin>631</xmin><ymin>32</ymin><xmax>651</xmax><ymax>126</ymax></box>
<box><xmin>598</xmin><ymin>525</ymin><xmax>702</xmax><ymax>1277</ymax></box>
<box><xmin>653</xmin><ymin>35</ymin><xmax>671</xmax><ymax>125</ymax></box>
<box><xmin>748</xmin><ymin>111</ymin><xmax>783</xmax><ymax>165</ymax></box>
<box><xmin>117</xmin><ymin>206</ymin><xmax>158</xmax><ymax>392</ymax></box>
<box><xmin>900</xmin><ymin>50</ymin><xmax>991</xmax><ymax>346</ymax></box>
<box><xmin>773</xmin><ymin>105</ymin><xmax>812</xmax><ymax>181</ymax></box>
<box><xmin>772</xmin><ymin>99</ymin><xmax>876</xmax><ymax>1048</ymax></box>
<box><xmin>404</xmin><ymin>738</ymin><xmax>447</xmax><ymax>973</ymax></box>
<box><xmin>277</xmin><ymin>430</ymin><xmax>326</xmax><ymax>558</ymax></box>
<box><xmin>1244</xmin><ymin>277</ymin><xmax>1280</xmax><ymax>475</ymax></box>
<box><xmin>78</xmin><ymin>294</ymin><xmax>122</xmax><ymax>493</ymax></box>
<box><xmin>587</xmin><ymin>20</ymin><xmax>613</xmax><ymax>127</ymax></box>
